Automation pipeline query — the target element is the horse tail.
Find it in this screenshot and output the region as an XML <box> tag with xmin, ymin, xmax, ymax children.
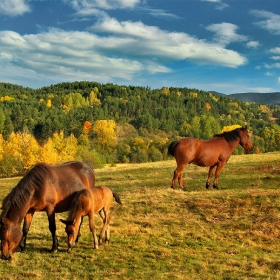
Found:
<box><xmin>112</xmin><ymin>191</ymin><xmax>123</xmax><ymax>206</ymax></box>
<box><xmin>168</xmin><ymin>141</ymin><xmax>179</xmax><ymax>157</ymax></box>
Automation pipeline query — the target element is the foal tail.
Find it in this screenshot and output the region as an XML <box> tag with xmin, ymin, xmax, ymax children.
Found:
<box><xmin>168</xmin><ymin>141</ymin><xmax>179</xmax><ymax>157</ymax></box>
<box><xmin>112</xmin><ymin>191</ymin><xmax>123</xmax><ymax>206</ymax></box>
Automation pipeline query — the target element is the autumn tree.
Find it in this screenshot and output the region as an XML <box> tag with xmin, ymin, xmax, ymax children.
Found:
<box><xmin>92</xmin><ymin>120</ymin><xmax>117</xmax><ymax>151</ymax></box>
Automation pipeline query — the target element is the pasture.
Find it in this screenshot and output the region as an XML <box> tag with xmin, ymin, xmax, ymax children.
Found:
<box><xmin>0</xmin><ymin>152</ymin><xmax>280</xmax><ymax>279</ymax></box>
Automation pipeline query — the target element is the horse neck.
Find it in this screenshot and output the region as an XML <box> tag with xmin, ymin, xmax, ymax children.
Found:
<box><xmin>69</xmin><ymin>197</ymin><xmax>90</xmax><ymax>222</ymax></box>
<box><xmin>227</xmin><ymin>137</ymin><xmax>240</xmax><ymax>151</ymax></box>
<box><xmin>5</xmin><ymin>204</ymin><xmax>28</xmax><ymax>224</ymax></box>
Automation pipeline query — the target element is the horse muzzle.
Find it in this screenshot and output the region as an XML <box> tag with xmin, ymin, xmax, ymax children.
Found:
<box><xmin>67</xmin><ymin>241</ymin><xmax>75</xmax><ymax>253</ymax></box>
<box><xmin>1</xmin><ymin>253</ymin><xmax>12</xmax><ymax>260</ymax></box>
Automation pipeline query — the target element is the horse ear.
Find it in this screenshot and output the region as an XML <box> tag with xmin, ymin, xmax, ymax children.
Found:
<box><xmin>60</xmin><ymin>219</ymin><xmax>69</xmax><ymax>225</ymax></box>
<box><xmin>1</xmin><ymin>217</ymin><xmax>9</xmax><ymax>226</ymax></box>
<box><xmin>60</xmin><ymin>219</ymin><xmax>74</xmax><ymax>226</ymax></box>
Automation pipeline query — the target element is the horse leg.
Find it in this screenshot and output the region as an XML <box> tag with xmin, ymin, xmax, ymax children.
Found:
<box><xmin>206</xmin><ymin>165</ymin><xmax>216</xmax><ymax>189</ymax></box>
<box><xmin>18</xmin><ymin>211</ymin><xmax>35</xmax><ymax>251</ymax></box>
<box><xmin>98</xmin><ymin>209</ymin><xmax>105</xmax><ymax>245</ymax></box>
<box><xmin>99</xmin><ymin>209</ymin><xmax>110</xmax><ymax>245</ymax></box>
<box><xmin>105</xmin><ymin>213</ymin><xmax>111</xmax><ymax>244</ymax></box>
<box><xmin>88</xmin><ymin>212</ymin><xmax>98</xmax><ymax>249</ymax></box>
<box><xmin>213</xmin><ymin>162</ymin><xmax>226</xmax><ymax>189</ymax></box>
<box><xmin>47</xmin><ymin>211</ymin><xmax>58</xmax><ymax>252</ymax></box>
<box><xmin>75</xmin><ymin>216</ymin><xmax>84</xmax><ymax>243</ymax></box>
<box><xmin>99</xmin><ymin>206</ymin><xmax>111</xmax><ymax>243</ymax></box>
<box><xmin>171</xmin><ymin>164</ymin><xmax>187</xmax><ymax>190</ymax></box>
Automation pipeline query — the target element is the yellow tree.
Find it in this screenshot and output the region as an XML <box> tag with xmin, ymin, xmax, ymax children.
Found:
<box><xmin>40</xmin><ymin>138</ymin><xmax>59</xmax><ymax>164</ymax></box>
<box><xmin>51</xmin><ymin>131</ymin><xmax>78</xmax><ymax>163</ymax></box>
<box><xmin>89</xmin><ymin>88</ymin><xmax>101</xmax><ymax>106</ymax></box>
<box><xmin>0</xmin><ymin>134</ymin><xmax>4</xmax><ymax>160</ymax></box>
<box><xmin>132</xmin><ymin>137</ymin><xmax>150</xmax><ymax>151</ymax></box>
<box><xmin>221</xmin><ymin>124</ymin><xmax>242</xmax><ymax>133</ymax></box>
<box><xmin>4</xmin><ymin>131</ymin><xmax>40</xmax><ymax>171</ymax></box>
<box><xmin>92</xmin><ymin>120</ymin><xmax>117</xmax><ymax>151</ymax></box>
<box><xmin>58</xmin><ymin>133</ymin><xmax>78</xmax><ymax>162</ymax></box>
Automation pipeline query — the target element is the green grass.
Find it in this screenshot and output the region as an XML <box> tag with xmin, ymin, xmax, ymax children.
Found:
<box><xmin>0</xmin><ymin>152</ymin><xmax>280</xmax><ymax>279</ymax></box>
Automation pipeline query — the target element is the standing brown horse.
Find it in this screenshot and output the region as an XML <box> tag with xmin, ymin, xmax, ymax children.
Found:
<box><xmin>168</xmin><ymin>127</ymin><xmax>253</xmax><ymax>190</ymax></box>
<box><xmin>60</xmin><ymin>186</ymin><xmax>122</xmax><ymax>252</ymax></box>
<box><xmin>0</xmin><ymin>161</ymin><xmax>95</xmax><ymax>260</ymax></box>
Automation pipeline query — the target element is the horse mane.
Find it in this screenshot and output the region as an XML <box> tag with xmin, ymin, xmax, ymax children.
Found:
<box><xmin>67</xmin><ymin>189</ymin><xmax>88</xmax><ymax>221</ymax></box>
<box><xmin>213</xmin><ymin>128</ymin><xmax>241</xmax><ymax>142</ymax></box>
<box><xmin>1</xmin><ymin>163</ymin><xmax>52</xmax><ymax>217</ymax></box>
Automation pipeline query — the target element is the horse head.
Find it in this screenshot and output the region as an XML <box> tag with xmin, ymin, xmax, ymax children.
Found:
<box><xmin>60</xmin><ymin>218</ymin><xmax>79</xmax><ymax>252</ymax></box>
<box><xmin>1</xmin><ymin>217</ymin><xmax>23</xmax><ymax>260</ymax></box>
<box><xmin>239</xmin><ymin>127</ymin><xmax>253</xmax><ymax>152</ymax></box>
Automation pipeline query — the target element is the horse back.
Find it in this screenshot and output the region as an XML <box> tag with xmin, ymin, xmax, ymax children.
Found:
<box><xmin>39</xmin><ymin>161</ymin><xmax>95</xmax><ymax>213</ymax></box>
<box><xmin>90</xmin><ymin>186</ymin><xmax>113</xmax><ymax>212</ymax></box>
<box><xmin>174</xmin><ymin>137</ymin><xmax>231</xmax><ymax>167</ymax></box>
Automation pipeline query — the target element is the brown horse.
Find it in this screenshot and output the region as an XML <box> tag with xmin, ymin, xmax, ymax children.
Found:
<box><xmin>168</xmin><ymin>127</ymin><xmax>253</xmax><ymax>190</ymax></box>
<box><xmin>60</xmin><ymin>186</ymin><xmax>122</xmax><ymax>252</ymax></box>
<box><xmin>0</xmin><ymin>161</ymin><xmax>95</xmax><ymax>260</ymax></box>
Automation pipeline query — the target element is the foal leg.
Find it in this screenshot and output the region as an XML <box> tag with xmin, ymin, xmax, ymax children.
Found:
<box><xmin>88</xmin><ymin>212</ymin><xmax>98</xmax><ymax>249</ymax></box>
<box><xmin>99</xmin><ymin>209</ymin><xmax>110</xmax><ymax>244</ymax></box>
<box><xmin>206</xmin><ymin>165</ymin><xmax>216</xmax><ymax>189</ymax></box>
<box><xmin>75</xmin><ymin>216</ymin><xmax>84</xmax><ymax>243</ymax></box>
<box><xmin>105</xmin><ymin>213</ymin><xmax>111</xmax><ymax>244</ymax></box>
<box><xmin>98</xmin><ymin>209</ymin><xmax>105</xmax><ymax>245</ymax></box>
<box><xmin>18</xmin><ymin>211</ymin><xmax>35</xmax><ymax>251</ymax></box>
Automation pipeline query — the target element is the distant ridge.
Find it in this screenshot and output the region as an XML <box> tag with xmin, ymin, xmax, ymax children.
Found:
<box><xmin>228</xmin><ymin>92</ymin><xmax>280</xmax><ymax>106</ymax></box>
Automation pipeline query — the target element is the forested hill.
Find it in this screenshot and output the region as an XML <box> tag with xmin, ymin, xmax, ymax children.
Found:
<box><xmin>0</xmin><ymin>81</ymin><xmax>280</xmax><ymax>176</ymax></box>
<box><xmin>229</xmin><ymin>92</ymin><xmax>280</xmax><ymax>106</ymax></box>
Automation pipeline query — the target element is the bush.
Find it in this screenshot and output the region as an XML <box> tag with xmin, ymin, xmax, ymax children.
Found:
<box><xmin>0</xmin><ymin>155</ymin><xmax>24</xmax><ymax>178</ymax></box>
<box><xmin>130</xmin><ymin>148</ymin><xmax>148</xmax><ymax>163</ymax></box>
<box><xmin>148</xmin><ymin>146</ymin><xmax>163</xmax><ymax>162</ymax></box>
<box><xmin>76</xmin><ymin>146</ymin><xmax>106</xmax><ymax>169</ymax></box>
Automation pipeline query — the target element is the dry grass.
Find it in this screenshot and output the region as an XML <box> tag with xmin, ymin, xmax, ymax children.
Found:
<box><xmin>0</xmin><ymin>152</ymin><xmax>280</xmax><ymax>279</ymax></box>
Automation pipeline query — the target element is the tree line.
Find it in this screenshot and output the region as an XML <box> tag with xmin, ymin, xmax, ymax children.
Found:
<box><xmin>0</xmin><ymin>81</ymin><xmax>279</xmax><ymax>177</ymax></box>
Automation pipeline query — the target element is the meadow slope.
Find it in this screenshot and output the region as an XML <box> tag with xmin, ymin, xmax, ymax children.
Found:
<box><xmin>0</xmin><ymin>153</ymin><xmax>280</xmax><ymax>279</ymax></box>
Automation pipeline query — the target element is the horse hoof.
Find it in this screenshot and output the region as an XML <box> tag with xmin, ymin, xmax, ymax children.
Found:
<box><xmin>170</xmin><ymin>186</ymin><xmax>175</xmax><ymax>189</ymax></box>
<box><xmin>15</xmin><ymin>246</ymin><xmax>24</xmax><ymax>252</ymax></box>
<box><xmin>213</xmin><ymin>185</ymin><xmax>219</xmax><ymax>189</ymax></box>
<box><xmin>67</xmin><ymin>248</ymin><xmax>72</xmax><ymax>253</ymax></box>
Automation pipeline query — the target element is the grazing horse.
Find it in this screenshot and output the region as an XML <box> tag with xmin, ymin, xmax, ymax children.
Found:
<box><xmin>168</xmin><ymin>127</ymin><xmax>253</xmax><ymax>190</ymax></box>
<box><xmin>60</xmin><ymin>186</ymin><xmax>122</xmax><ymax>252</ymax></box>
<box><xmin>0</xmin><ymin>161</ymin><xmax>95</xmax><ymax>260</ymax></box>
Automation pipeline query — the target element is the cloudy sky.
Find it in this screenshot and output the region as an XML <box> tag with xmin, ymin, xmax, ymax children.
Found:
<box><xmin>0</xmin><ymin>0</ymin><xmax>280</xmax><ymax>94</ymax></box>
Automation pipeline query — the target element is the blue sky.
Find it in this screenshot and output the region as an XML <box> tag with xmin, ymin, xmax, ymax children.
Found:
<box><xmin>0</xmin><ymin>0</ymin><xmax>280</xmax><ymax>94</ymax></box>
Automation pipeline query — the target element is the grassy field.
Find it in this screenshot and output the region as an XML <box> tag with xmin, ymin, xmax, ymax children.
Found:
<box><xmin>0</xmin><ymin>152</ymin><xmax>280</xmax><ymax>279</ymax></box>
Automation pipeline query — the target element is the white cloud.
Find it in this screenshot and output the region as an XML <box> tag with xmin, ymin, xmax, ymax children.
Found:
<box><xmin>264</xmin><ymin>62</ymin><xmax>280</xmax><ymax>69</ymax></box>
<box><xmin>246</xmin><ymin>41</ymin><xmax>260</xmax><ymax>48</ymax></box>
<box><xmin>206</xmin><ymin>23</ymin><xmax>248</xmax><ymax>46</ymax></box>
<box><xmin>271</xmin><ymin>56</ymin><xmax>280</xmax><ymax>60</ymax></box>
<box><xmin>64</xmin><ymin>0</ymin><xmax>141</xmax><ymax>11</ymax></box>
<box><xmin>266</xmin><ymin>72</ymin><xmax>273</xmax><ymax>76</ymax></box>
<box><xmin>250</xmin><ymin>10</ymin><xmax>280</xmax><ymax>35</ymax></box>
<box><xmin>0</xmin><ymin>17</ymin><xmax>247</xmax><ymax>85</ymax></box>
<box><xmin>201</xmin><ymin>0</ymin><xmax>229</xmax><ymax>10</ymax></box>
<box><xmin>0</xmin><ymin>0</ymin><xmax>30</xmax><ymax>16</ymax></box>
<box><xmin>91</xmin><ymin>18</ymin><xmax>247</xmax><ymax>67</ymax></box>
<box><xmin>270</xmin><ymin>47</ymin><xmax>280</xmax><ymax>54</ymax></box>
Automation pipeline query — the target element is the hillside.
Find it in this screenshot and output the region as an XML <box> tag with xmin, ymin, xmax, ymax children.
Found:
<box><xmin>229</xmin><ymin>92</ymin><xmax>280</xmax><ymax>106</ymax></box>
<box><xmin>0</xmin><ymin>81</ymin><xmax>279</xmax><ymax>176</ymax></box>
